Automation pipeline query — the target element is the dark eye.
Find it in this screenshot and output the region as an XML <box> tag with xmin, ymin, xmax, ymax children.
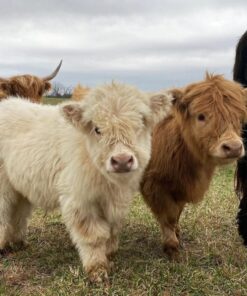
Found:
<box><xmin>94</xmin><ymin>127</ymin><xmax>101</xmax><ymax>135</ymax></box>
<box><xmin>197</xmin><ymin>114</ymin><xmax>206</xmax><ymax>121</ymax></box>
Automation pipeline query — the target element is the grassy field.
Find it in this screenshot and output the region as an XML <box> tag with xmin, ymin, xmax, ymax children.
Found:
<box><xmin>42</xmin><ymin>97</ymin><xmax>70</xmax><ymax>105</ymax></box>
<box><xmin>0</xmin><ymin>165</ymin><xmax>247</xmax><ymax>295</ymax></box>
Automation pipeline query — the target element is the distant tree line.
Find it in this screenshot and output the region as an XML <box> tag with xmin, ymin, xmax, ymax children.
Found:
<box><xmin>46</xmin><ymin>82</ymin><xmax>72</xmax><ymax>98</ymax></box>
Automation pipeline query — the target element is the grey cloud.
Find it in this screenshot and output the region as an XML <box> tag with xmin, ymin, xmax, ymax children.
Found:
<box><xmin>3</xmin><ymin>0</ymin><xmax>247</xmax><ymax>18</ymax></box>
<box><xmin>0</xmin><ymin>0</ymin><xmax>246</xmax><ymax>90</ymax></box>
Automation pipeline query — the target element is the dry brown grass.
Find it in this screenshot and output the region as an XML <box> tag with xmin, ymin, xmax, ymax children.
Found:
<box><xmin>0</xmin><ymin>165</ymin><xmax>246</xmax><ymax>295</ymax></box>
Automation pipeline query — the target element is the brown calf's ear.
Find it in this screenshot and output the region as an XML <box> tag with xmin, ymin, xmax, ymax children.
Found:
<box><xmin>148</xmin><ymin>91</ymin><xmax>173</xmax><ymax>126</ymax></box>
<box><xmin>61</xmin><ymin>103</ymin><xmax>84</xmax><ymax>129</ymax></box>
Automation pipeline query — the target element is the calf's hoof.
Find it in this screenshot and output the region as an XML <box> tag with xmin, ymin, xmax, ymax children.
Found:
<box><xmin>11</xmin><ymin>240</ymin><xmax>28</xmax><ymax>251</ymax></box>
<box><xmin>0</xmin><ymin>245</ymin><xmax>13</xmax><ymax>256</ymax></box>
<box><xmin>162</xmin><ymin>238</ymin><xmax>180</xmax><ymax>261</ymax></box>
<box><xmin>87</xmin><ymin>264</ymin><xmax>110</xmax><ymax>285</ymax></box>
<box><xmin>0</xmin><ymin>240</ymin><xmax>28</xmax><ymax>255</ymax></box>
<box><xmin>163</xmin><ymin>245</ymin><xmax>181</xmax><ymax>261</ymax></box>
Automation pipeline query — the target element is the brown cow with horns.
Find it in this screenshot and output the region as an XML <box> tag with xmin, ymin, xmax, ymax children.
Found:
<box><xmin>0</xmin><ymin>60</ymin><xmax>62</xmax><ymax>102</ymax></box>
<box><xmin>141</xmin><ymin>73</ymin><xmax>247</xmax><ymax>259</ymax></box>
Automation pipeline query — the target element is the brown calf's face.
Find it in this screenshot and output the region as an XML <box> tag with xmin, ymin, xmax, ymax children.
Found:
<box><xmin>62</xmin><ymin>82</ymin><xmax>172</xmax><ymax>184</ymax></box>
<box><xmin>171</xmin><ymin>74</ymin><xmax>247</xmax><ymax>164</ymax></box>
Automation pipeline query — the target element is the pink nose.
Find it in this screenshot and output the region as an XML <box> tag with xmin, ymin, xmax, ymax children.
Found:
<box><xmin>111</xmin><ymin>154</ymin><xmax>134</xmax><ymax>173</ymax></box>
<box><xmin>221</xmin><ymin>141</ymin><xmax>243</xmax><ymax>158</ymax></box>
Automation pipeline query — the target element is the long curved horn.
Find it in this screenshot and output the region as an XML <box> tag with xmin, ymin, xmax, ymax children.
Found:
<box><xmin>43</xmin><ymin>60</ymin><xmax>63</xmax><ymax>81</ymax></box>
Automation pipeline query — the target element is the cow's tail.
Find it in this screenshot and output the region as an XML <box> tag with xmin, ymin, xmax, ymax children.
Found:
<box><xmin>234</xmin><ymin>31</ymin><xmax>247</xmax><ymax>245</ymax></box>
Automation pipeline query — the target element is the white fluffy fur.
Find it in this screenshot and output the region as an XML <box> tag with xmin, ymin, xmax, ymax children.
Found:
<box><xmin>0</xmin><ymin>82</ymin><xmax>172</xmax><ymax>282</ymax></box>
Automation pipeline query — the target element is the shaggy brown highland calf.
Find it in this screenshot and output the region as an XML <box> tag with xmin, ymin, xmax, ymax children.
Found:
<box><xmin>141</xmin><ymin>73</ymin><xmax>247</xmax><ymax>259</ymax></box>
<box><xmin>0</xmin><ymin>60</ymin><xmax>62</xmax><ymax>102</ymax></box>
<box><xmin>71</xmin><ymin>83</ymin><xmax>90</xmax><ymax>101</ymax></box>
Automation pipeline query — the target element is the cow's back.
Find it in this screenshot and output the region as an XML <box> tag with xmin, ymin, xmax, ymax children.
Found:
<box><xmin>0</xmin><ymin>98</ymin><xmax>57</xmax><ymax>137</ymax></box>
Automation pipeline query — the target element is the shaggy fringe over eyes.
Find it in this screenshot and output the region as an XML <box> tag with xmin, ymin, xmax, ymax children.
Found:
<box><xmin>181</xmin><ymin>73</ymin><xmax>246</xmax><ymax>124</ymax></box>
<box><xmin>84</xmin><ymin>82</ymin><xmax>151</xmax><ymax>146</ymax></box>
<box><xmin>95</xmin><ymin>115</ymin><xmax>136</xmax><ymax>147</ymax></box>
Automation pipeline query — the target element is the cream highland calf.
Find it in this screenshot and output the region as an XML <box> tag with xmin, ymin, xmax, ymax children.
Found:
<box><xmin>0</xmin><ymin>82</ymin><xmax>172</xmax><ymax>283</ymax></box>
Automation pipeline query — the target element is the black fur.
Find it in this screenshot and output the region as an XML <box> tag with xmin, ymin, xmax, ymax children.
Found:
<box><xmin>238</xmin><ymin>193</ymin><xmax>247</xmax><ymax>245</ymax></box>
<box><xmin>234</xmin><ymin>31</ymin><xmax>247</xmax><ymax>245</ymax></box>
<box><xmin>233</xmin><ymin>31</ymin><xmax>247</xmax><ymax>87</ymax></box>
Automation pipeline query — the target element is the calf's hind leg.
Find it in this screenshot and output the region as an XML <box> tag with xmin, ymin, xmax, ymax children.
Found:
<box><xmin>0</xmin><ymin>169</ymin><xmax>21</xmax><ymax>251</ymax></box>
<box><xmin>10</xmin><ymin>197</ymin><xmax>32</xmax><ymax>248</ymax></box>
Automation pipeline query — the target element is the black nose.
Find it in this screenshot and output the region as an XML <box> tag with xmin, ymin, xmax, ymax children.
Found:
<box><xmin>110</xmin><ymin>154</ymin><xmax>134</xmax><ymax>173</ymax></box>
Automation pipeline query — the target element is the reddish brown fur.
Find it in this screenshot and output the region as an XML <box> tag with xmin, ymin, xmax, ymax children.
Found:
<box><xmin>71</xmin><ymin>84</ymin><xmax>90</xmax><ymax>101</ymax></box>
<box><xmin>141</xmin><ymin>74</ymin><xmax>247</xmax><ymax>259</ymax></box>
<box><xmin>0</xmin><ymin>76</ymin><xmax>51</xmax><ymax>102</ymax></box>
<box><xmin>0</xmin><ymin>61</ymin><xmax>62</xmax><ymax>102</ymax></box>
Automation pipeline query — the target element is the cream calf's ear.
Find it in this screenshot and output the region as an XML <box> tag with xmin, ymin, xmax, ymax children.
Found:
<box><xmin>61</xmin><ymin>103</ymin><xmax>84</xmax><ymax>129</ymax></box>
<box><xmin>148</xmin><ymin>91</ymin><xmax>173</xmax><ymax>126</ymax></box>
<box><xmin>169</xmin><ymin>88</ymin><xmax>183</xmax><ymax>103</ymax></box>
<box><xmin>168</xmin><ymin>87</ymin><xmax>189</xmax><ymax>115</ymax></box>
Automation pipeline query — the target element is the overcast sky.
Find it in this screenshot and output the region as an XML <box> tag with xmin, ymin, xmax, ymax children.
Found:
<box><xmin>0</xmin><ymin>0</ymin><xmax>246</xmax><ymax>90</ymax></box>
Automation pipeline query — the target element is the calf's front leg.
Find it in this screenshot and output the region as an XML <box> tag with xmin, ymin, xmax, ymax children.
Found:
<box><xmin>141</xmin><ymin>179</ymin><xmax>185</xmax><ymax>260</ymax></box>
<box><xmin>62</xmin><ymin>206</ymin><xmax>111</xmax><ymax>283</ymax></box>
<box><xmin>156</xmin><ymin>196</ymin><xmax>185</xmax><ymax>260</ymax></box>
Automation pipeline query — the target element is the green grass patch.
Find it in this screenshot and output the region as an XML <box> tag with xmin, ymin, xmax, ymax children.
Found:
<box><xmin>1</xmin><ymin>166</ymin><xmax>247</xmax><ymax>295</ymax></box>
<box><xmin>42</xmin><ymin>97</ymin><xmax>69</xmax><ymax>105</ymax></box>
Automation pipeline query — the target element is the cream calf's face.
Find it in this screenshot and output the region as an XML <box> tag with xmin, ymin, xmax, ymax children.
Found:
<box><xmin>61</xmin><ymin>82</ymin><xmax>173</xmax><ymax>184</ymax></box>
<box><xmin>106</xmin><ymin>143</ymin><xmax>138</xmax><ymax>174</ymax></box>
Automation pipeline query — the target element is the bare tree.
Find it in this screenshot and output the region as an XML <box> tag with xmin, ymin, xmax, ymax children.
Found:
<box><xmin>48</xmin><ymin>82</ymin><xmax>72</xmax><ymax>98</ymax></box>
